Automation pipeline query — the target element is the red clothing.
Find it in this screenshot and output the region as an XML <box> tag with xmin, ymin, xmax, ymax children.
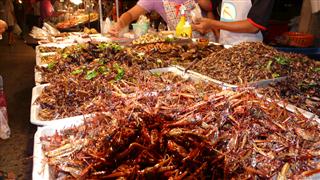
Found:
<box><xmin>40</xmin><ymin>0</ymin><xmax>53</xmax><ymax>20</ymax></box>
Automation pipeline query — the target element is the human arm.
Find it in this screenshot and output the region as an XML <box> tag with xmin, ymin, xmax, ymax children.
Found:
<box><xmin>108</xmin><ymin>5</ymin><xmax>147</xmax><ymax>36</ymax></box>
<box><xmin>197</xmin><ymin>0</ymin><xmax>213</xmax><ymax>12</ymax></box>
<box><xmin>0</xmin><ymin>20</ymin><xmax>8</xmax><ymax>35</ymax></box>
<box><xmin>193</xmin><ymin>18</ymin><xmax>259</xmax><ymax>34</ymax></box>
<box><xmin>193</xmin><ymin>0</ymin><xmax>275</xmax><ymax>34</ymax></box>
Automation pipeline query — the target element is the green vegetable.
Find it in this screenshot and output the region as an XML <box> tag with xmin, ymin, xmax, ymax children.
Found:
<box><xmin>47</xmin><ymin>62</ymin><xmax>56</xmax><ymax>70</ymax></box>
<box><xmin>98</xmin><ymin>43</ymin><xmax>108</xmax><ymax>50</ymax></box>
<box><xmin>165</xmin><ymin>36</ymin><xmax>174</xmax><ymax>42</ymax></box>
<box><xmin>272</xmin><ymin>73</ymin><xmax>280</xmax><ymax>78</ymax></box>
<box><xmin>266</xmin><ymin>60</ymin><xmax>273</xmax><ymax>71</ymax></box>
<box><xmin>71</xmin><ymin>69</ymin><xmax>83</xmax><ymax>75</ymax></box>
<box><xmin>152</xmin><ymin>72</ymin><xmax>161</xmax><ymax>77</ymax></box>
<box><xmin>98</xmin><ymin>66</ymin><xmax>109</xmax><ymax>75</ymax></box>
<box><xmin>315</xmin><ymin>67</ymin><xmax>320</xmax><ymax>72</ymax></box>
<box><xmin>62</xmin><ymin>53</ymin><xmax>69</xmax><ymax>59</ymax></box>
<box><xmin>85</xmin><ymin>70</ymin><xmax>98</xmax><ymax>80</ymax></box>
<box><xmin>111</xmin><ymin>44</ymin><xmax>122</xmax><ymax>51</ymax></box>
<box><xmin>113</xmin><ymin>63</ymin><xmax>125</xmax><ymax>81</ymax></box>
<box><xmin>274</xmin><ymin>56</ymin><xmax>290</xmax><ymax>65</ymax></box>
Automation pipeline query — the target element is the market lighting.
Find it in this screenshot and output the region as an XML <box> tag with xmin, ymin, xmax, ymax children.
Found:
<box><xmin>70</xmin><ymin>0</ymin><xmax>82</xmax><ymax>5</ymax></box>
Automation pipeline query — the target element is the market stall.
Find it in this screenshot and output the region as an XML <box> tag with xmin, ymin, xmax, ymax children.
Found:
<box><xmin>30</xmin><ymin>30</ymin><xmax>320</xmax><ymax>179</ymax></box>
<box><xmin>25</xmin><ymin>0</ymin><xmax>320</xmax><ymax>178</ymax></box>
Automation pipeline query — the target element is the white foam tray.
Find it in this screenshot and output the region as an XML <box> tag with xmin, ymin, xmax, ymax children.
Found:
<box><xmin>30</xmin><ymin>84</ymin><xmax>93</xmax><ymax>126</ymax></box>
<box><xmin>33</xmin><ymin>118</ymin><xmax>85</xmax><ymax>180</ymax></box>
<box><xmin>34</xmin><ymin>69</ymin><xmax>43</xmax><ymax>86</ymax></box>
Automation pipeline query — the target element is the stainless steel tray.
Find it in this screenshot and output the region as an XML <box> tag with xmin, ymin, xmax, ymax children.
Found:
<box><xmin>149</xmin><ymin>66</ymin><xmax>224</xmax><ymax>89</ymax></box>
<box><xmin>256</xmin><ymin>93</ymin><xmax>320</xmax><ymax>123</ymax></box>
<box><xmin>173</xmin><ymin>65</ymin><xmax>238</xmax><ymax>90</ymax></box>
<box><xmin>181</xmin><ymin>65</ymin><xmax>287</xmax><ymax>89</ymax></box>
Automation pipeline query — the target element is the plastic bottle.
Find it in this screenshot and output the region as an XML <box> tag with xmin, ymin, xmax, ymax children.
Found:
<box><xmin>175</xmin><ymin>5</ymin><xmax>192</xmax><ymax>38</ymax></box>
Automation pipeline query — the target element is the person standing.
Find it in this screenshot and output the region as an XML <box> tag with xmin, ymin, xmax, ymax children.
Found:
<box><xmin>40</xmin><ymin>0</ymin><xmax>54</xmax><ymax>23</ymax></box>
<box><xmin>0</xmin><ymin>20</ymin><xmax>8</xmax><ymax>37</ymax></box>
<box><xmin>108</xmin><ymin>0</ymin><xmax>213</xmax><ymax>37</ymax></box>
<box><xmin>4</xmin><ymin>0</ymin><xmax>16</xmax><ymax>45</ymax></box>
<box><xmin>193</xmin><ymin>0</ymin><xmax>275</xmax><ymax>45</ymax></box>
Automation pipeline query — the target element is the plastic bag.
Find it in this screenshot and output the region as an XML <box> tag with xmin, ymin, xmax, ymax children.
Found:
<box><xmin>0</xmin><ymin>76</ymin><xmax>10</xmax><ymax>139</ymax></box>
<box><xmin>190</xmin><ymin>3</ymin><xmax>202</xmax><ymax>23</ymax></box>
<box><xmin>13</xmin><ymin>23</ymin><xmax>22</xmax><ymax>36</ymax></box>
<box><xmin>102</xmin><ymin>17</ymin><xmax>112</xmax><ymax>34</ymax></box>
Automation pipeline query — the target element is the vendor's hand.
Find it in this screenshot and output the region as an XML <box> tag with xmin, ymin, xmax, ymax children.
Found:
<box><xmin>108</xmin><ymin>23</ymin><xmax>121</xmax><ymax>37</ymax></box>
<box><xmin>192</xmin><ymin>18</ymin><xmax>214</xmax><ymax>34</ymax></box>
<box><xmin>0</xmin><ymin>20</ymin><xmax>7</xmax><ymax>35</ymax></box>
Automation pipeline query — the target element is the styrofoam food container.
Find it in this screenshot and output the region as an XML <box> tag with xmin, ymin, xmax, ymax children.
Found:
<box><xmin>30</xmin><ymin>84</ymin><xmax>93</xmax><ymax>126</ymax></box>
<box><xmin>33</xmin><ymin>118</ymin><xmax>84</xmax><ymax>179</ymax></box>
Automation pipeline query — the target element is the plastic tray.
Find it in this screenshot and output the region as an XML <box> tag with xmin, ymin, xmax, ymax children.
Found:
<box><xmin>34</xmin><ymin>70</ymin><xmax>43</xmax><ymax>86</ymax></box>
<box><xmin>30</xmin><ymin>84</ymin><xmax>93</xmax><ymax>126</ymax></box>
<box><xmin>33</xmin><ymin>118</ymin><xmax>85</xmax><ymax>179</ymax></box>
<box><xmin>256</xmin><ymin>93</ymin><xmax>320</xmax><ymax>123</ymax></box>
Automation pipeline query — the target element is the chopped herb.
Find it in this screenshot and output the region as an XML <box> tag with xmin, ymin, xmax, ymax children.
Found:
<box><xmin>152</xmin><ymin>72</ymin><xmax>161</xmax><ymax>77</ymax></box>
<box><xmin>111</xmin><ymin>44</ymin><xmax>122</xmax><ymax>51</ymax></box>
<box><xmin>62</xmin><ymin>53</ymin><xmax>69</xmax><ymax>59</ymax></box>
<box><xmin>272</xmin><ymin>73</ymin><xmax>280</xmax><ymax>78</ymax></box>
<box><xmin>98</xmin><ymin>43</ymin><xmax>108</xmax><ymax>50</ymax></box>
<box><xmin>47</xmin><ymin>62</ymin><xmax>56</xmax><ymax>70</ymax></box>
<box><xmin>274</xmin><ymin>56</ymin><xmax>290</xmax><ymax>65</ymax></box>
<box><xmin>85</xmin><ymin>70</ymin><xmax>98</xmax><ymax>80</ymax></box>
<box><xmin>98</xmin><ymin>66</ymin><xmax>109</xmax><ymax>75</ymax></box>
<box><xmin>113</xmin><ymin>63</ymin><xmax>125</xmax><ymax>81</ymax></box>
<box><xmin>71</xmin><ymin>69</ymin><xmax>84</xmax><ymax>75</ymax></box>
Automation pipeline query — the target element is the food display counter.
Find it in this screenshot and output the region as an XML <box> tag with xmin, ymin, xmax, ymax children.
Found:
<box><xmin>30</xmin><ymin>32</ymin><xmax>320</xmax><ymax>179</ymax></box>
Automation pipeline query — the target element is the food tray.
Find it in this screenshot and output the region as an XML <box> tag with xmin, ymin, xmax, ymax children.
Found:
<box><xmin>30</xmin><ymin>84</ymin><xmax>93</xmax><ymax>126</ymax></box>
<box><xmin>34</xmin><ymin>69</ymin><xmax>43</xmax><ymax>86</ymax></box>
<box><xmin>149</xmin><ymin>66</ymin><xmax>224</xmax><ymax>89</ymax></box>
<box><xmin>35</xmin><ymin>43</ymin><xmax>75</xmax><ymax>55</ymax></box>
<box><xmin>256</xmin><ymin>93</ymin><xmax>320</xmax><ymax>123</ymax></box>
<box><xmin>32</xmin><ymin>101</ymin><xmax>320</xmax><ymax>180</ymax></box>
<box><xmin>172</xmin><ymin>65</ymin><xmax>237</xmax><ymax>90</ymax></box>
<box><xmin>36</xmin><ymin>52</ymin><xmax>56</xmax><ymax>66</ymax></box>
<box><xmin>33</xmin><ymin>118</ymin><xmax>85</xmax><ymax>179</ymax></box>
<box><xmin>179</xmin><ymin>65</ymin><xmax>288</xmax><ymax>90</ymax></box>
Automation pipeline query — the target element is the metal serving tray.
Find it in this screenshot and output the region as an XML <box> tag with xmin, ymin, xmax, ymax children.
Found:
<box><xmin>172</xmin><ymin>65</ymin><xmax>237</xmax><ymax>90</ymax></box>
<box><xmin>180</xmin><ymin>65</ymin><xmax>287</xmax><ymax>90</ymax></box>
<box><xmin>30</xmin><ymin>84</ymin><xmax>94</xmax><ymax>126</ymax></box>
<box><xmin>256</xmin><ymin>93</ymin><xmax>320</xmax><ymax>123</ymax></box>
